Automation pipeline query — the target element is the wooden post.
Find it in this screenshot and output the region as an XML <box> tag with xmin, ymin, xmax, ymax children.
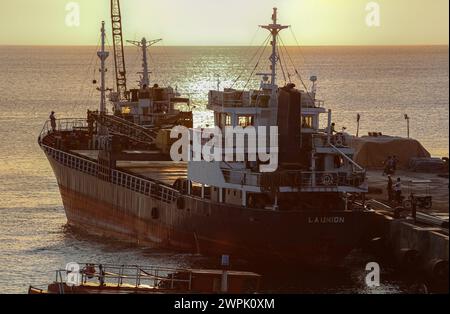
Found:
<box><xmin>356</xmin><ymin>113</ymin><xmax>361</xmax><ymax>137</ymax></box>
<box><xmin>404</xmin><ymin>114</ymin><xmax>410</xmax><ymax>138</ymax></box>
<box><xmin>407</xmin><ymin>118</ymin><xmax>410</xmax><ymax>138</ymax></box>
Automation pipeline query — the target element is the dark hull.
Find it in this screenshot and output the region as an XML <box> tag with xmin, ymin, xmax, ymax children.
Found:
<box><xmin>47</xmin><ymin>153</ymin><xmax>369</xmax><ymax>266</ymax></box>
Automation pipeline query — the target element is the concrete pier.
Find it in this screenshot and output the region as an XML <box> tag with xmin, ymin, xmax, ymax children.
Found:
<box><xmin>365</xmin><ymin>205</ymin><xmax>448</xmax><ymax>289</ymax></box>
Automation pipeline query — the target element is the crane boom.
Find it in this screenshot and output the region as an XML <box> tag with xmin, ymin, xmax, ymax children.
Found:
<box><xmin>111</xmin><ymin>0</ymin><xmax>127</xmax><ymax>100</ymax></box>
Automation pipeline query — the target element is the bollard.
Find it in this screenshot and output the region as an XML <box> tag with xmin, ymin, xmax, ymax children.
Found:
<box><xmin>427</xmin><ymin>259</ymin><xmax>449</xmax><ymax>285</ymax></box>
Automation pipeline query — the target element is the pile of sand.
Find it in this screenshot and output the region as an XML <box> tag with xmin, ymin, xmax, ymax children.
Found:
<box><xmin>348</xmin><ymin>135</ymin><xmax>431</xmax><ymax>169</ymax></box>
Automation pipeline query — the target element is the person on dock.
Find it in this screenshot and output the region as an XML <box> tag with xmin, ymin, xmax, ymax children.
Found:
<box><xmin>394</xmin><ymin>178</ymin><xmax>402</xmax><ymax>204</ymax></box>
<box><xmin>49</xmin><ymin>111</ymin><xmax>56</xmax><ymax>131</ymax></box>
<box><xmin>387</xmin><ymin>175</ymin><xmax>393</xmax><ymax>202</ymax></box>
<box><xmin>382</xmin><ymin>156</ymin><xmax>392</xmax><ymax>176</ymax></box>
<box><xmin>392</xmin><ymin>155</ymin><xmax>399</xmax><ymax>172</ymax></box>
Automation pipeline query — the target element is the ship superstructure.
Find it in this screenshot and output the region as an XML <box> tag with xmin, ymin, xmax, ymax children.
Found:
<box><xmin>187</xmin><ymin>8</ymin><xmax>367</xmax><ymax>210</ymax></box>
<box><xmin>109</xmin><ymin>35</ymin><xmax>191</xmax><ymax>127</ymax></box>
<box><xmin>106</xmin><ymin>0</ymin><xmax>192</xmax><ymax>128</ymax></box>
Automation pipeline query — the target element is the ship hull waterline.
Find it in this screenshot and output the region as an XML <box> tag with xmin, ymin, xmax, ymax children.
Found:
<box><xmin>46</xmin><ymin>153</ymin><xmax>369</xmax><ymax>266</ymax></box>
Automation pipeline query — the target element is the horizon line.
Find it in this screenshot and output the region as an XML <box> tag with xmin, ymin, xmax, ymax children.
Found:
<box><xmin>0</xmin><ymin>44</ymin><xmax>448</xmax><ymax>48</ymax></box>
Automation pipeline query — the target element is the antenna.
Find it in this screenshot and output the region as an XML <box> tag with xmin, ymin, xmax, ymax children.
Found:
<box><xmin>127</xmin><ymin>38</ymin><xmax>162</xmax><ymax>88</ymax></box>
<box><xmin>259</xmin><ymin>8</ymin><xmax>289</xmax><ymax>88</ymax></box>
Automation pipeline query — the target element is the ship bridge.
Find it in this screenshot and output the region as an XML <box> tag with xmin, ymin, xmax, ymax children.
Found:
<box><xmin>208</xmin><ymin>87</ymin><xmax>326</xmax><ymax>131</ymax></box>
<box><xmin>184</xmin><ymin>8</ymin><xmax>368</xmax><ymax>211</ymax></box>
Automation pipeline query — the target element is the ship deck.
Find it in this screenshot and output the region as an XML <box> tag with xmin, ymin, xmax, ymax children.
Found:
<box><xmin>71</xmin><ymin>151</ymin><xmax>449</xmax><ymax>215</ymax></box>
<box><xmin>72</xmin><ymin>150</ymin><xmax>187</xmax><ymax>186</ymax></box>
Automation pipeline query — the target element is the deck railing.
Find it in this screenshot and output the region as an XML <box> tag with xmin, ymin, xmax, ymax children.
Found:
<box><xmin>208</xmin><ymin>90</ymin><xmax>325</xmax><ymax>109</ymax></box>
<box><xmin>38</xmin><ymin>118</ymin><xmax>88</xmax><ymax>144</ymax></box>
<box><xmin>222</xmin><ymin>168</ymin><xmax>366</xmax><ymax>190</ymax></box>
<box><xmin>41</xmin><ymin>144</ymin><xmax>178</xmax><ymax>203</ymax></box>
<box><xmin>39</xmin><ymin>117</ymin><xmax>179</xmax><ymax>202</ymax></box>
<box><xmin>55</xmin><ymin>263</ymin><xmax>193</xmax><ymax>293</ymax></box>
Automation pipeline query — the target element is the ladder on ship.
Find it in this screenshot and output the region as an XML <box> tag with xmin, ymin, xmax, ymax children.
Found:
<box><xmin>89</xmin><ymin>112</ymin><xmax>158</xmax><ymax>145</ymax></box>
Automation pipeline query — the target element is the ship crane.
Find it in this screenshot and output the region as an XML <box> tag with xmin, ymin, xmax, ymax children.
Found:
<box><xmin>111</xmin><ymin>0</ymin><xmax>128</xmax><ymax>100</ymax></box>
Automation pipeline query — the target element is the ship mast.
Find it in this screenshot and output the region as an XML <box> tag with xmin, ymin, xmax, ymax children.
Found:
<box><xmin>260</xmin><ymin>7</ymin><xmax>288</xmax><ymax>88</ymax></box>
<box><xmin>97</xmin><ymin>21</ymin><xmax>110</xmax><ymax>114</ymax></box>
<box><xmin>127</xmin><ymin>38</ymin><xmax>162</xmax><ymax>88</ymax></box>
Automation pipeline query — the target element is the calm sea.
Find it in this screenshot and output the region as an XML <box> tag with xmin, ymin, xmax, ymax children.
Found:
<box><xmin>0</xmin><ymin>45</ymin><xmax>448</xmax><ymax>293</ymax></box>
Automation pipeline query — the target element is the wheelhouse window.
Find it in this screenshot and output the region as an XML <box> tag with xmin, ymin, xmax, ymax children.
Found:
<box><xmin>302</xmin><ymin>115</ymin><xmax>314</xmax><ymax>129</ymax></box>
<box><xmin>217</xmin><ymin>113</ymin><xmax>232</xmax><ymax>128</ymax></box>
<box><xmin>121</xmin><ymin>106</ymin><xmax>131</xmax><ymax>114</ymax></box>
<box><xmin>238</xmin><ymin>115</ymin><xmax>254</xmax><ymax>127</ymax></box>
<box><xmin>225</xmin><ymin>114</ymin><xmax>232</xmax><ymax>126</ymax></box>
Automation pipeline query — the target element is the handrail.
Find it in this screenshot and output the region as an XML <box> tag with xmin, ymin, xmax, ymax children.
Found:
<box><xmin>221</xmin><ymin>168</ymin><xmax>366</xmax><ymax>189</ymax></box>
<box><xmin>208</xmin><ymin>90</ymin><xmax>325</xmax><ymax>109</ymax></box>
<box><xmin>329</xmin><ymin>143</ymin><xmax>365</xmax><ymax>172</ymax></box>
<box><xmin>38</xmin><ymin>118</ymin><xmax>87</xmax><ymax>144</ymax></box>
<box><xmin>90</xmin><ymin>112</ymin><xmax>156</xmax><ymax>144</ymax></box>
<box><xmin>56</xmin><ymin>263</ymin><xmax>193</xmax><ymax>290</ymax></box>
<box><xmin>41</xmin><ymin>144</ymin><xmax>179</xmax><ymax>203</ymax></box>
<box><xmin>38</xmin><ymin>117</ymin><xmax>180</xmax><ymax>202</ymax></box>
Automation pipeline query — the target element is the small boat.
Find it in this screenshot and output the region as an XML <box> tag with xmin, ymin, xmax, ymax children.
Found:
<box><xmin>28</xmin><ymin>263</ymin><xmax>261</xmax><ymax>294</ymax></box>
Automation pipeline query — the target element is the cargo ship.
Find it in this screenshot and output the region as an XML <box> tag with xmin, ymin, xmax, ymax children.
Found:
<box><xmin>38</xmin><ymin>3</ymin><xmax>370</xmax><ymax>266</ymax></box>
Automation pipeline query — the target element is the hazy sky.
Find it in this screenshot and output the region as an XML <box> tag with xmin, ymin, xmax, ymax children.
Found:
<box><xmin>0</xmin><ymin>0</ymin><xmax>448</xmax><ymax>45</ymax></box>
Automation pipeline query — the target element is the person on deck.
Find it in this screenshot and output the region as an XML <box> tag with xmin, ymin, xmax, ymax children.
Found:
<box><xmin>50</xmin><ymin>111</ymin><xmax>56</xmax><ymax>131</ymax></box>
<box><xmin>325</xmin><ymin>123</ymin><xmax>336</xmax><ymax>135</ymax></box>
<box><xmin>387</xmin><ymin>175</ymin><xmax>393</xmax><ymax>202</ymax></box>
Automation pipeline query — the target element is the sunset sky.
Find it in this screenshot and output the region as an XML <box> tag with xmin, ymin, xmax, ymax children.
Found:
<box><xmin>0</xmin><ymin>0</ymin><xmax>448</xmax><ymax>46</ymax></box>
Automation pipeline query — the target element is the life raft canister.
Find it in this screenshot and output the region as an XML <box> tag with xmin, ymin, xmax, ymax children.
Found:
<box><xmin>321</xmin><ymin>173</ymin><xmax>335</xmax><ymax>186</ymax></box>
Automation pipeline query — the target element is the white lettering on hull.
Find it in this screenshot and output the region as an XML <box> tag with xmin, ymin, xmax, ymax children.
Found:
<box><xmin>308</xmin><ymin>217</ymin><xmax>345</xmax><ymax>224</ymax></box>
